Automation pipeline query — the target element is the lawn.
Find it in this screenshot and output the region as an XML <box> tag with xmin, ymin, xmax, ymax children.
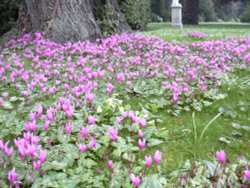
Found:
<box><xmin>142</xmin><ymin>22</ymin><xmax>250</xmax><ymax>42</ymax></box>
<box><xmin>0</xmin><ymin>23</ymin><xmax>250</xmax><ymax>187</ymax></box>
<box><xmin>137</xmin><ymin>22</ymin><xmax>250</xmax><ymax>173</ymax></box>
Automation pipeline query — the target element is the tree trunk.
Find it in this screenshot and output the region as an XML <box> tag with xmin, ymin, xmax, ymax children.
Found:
<box><xmin>1</xmin><ymin>0</ymin><xmax>131</xmax><ymax>45</ymax></box>
<box><xmin>183</xmin><ymin>0</ymin><xmax>199</xmax><ymax>25</ymax></box>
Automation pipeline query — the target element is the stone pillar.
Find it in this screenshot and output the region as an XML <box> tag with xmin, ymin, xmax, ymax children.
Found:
<box><xmin>171</xmin><ymin>0</ymin><xmax>183</xmax><ymax>29</ymax></box>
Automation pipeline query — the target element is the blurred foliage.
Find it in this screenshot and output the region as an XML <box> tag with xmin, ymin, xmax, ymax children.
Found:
<box><xmin>240</xmin><ymin>4</ymin><xmax>250</xmax><ymax>23</ymax></box>
<box><xmin>150</xmin><ymin>0</ymin><xmax>249</xmax><ymax>23</ymax></box>
<box><xmin>199</xmin><ymin>0</ymin><xmax>216</xmax><ymax>22</ymax></box>
<box><xmin>216</xmin><ymin>1</ymin><xmax>246</xmax><ymax>21</ymax></box>
<box><xmin>94</xmin><ymin>1</ymin><xmax>123</xmax><ymax>37</ymax></box>
<box><xmin>0</xmin><ymin>0</ymin><xmax>18</xmax><ymax>36</ymax></box>
<box><xmin>119</xmin><ymin>0</ymin><xmax>151</xmax><ymax>30</ymax></box>
<box><xmin>151</xmin><ymin>0</ymin><xmax>171</xmax><ymax>21</ymax></box>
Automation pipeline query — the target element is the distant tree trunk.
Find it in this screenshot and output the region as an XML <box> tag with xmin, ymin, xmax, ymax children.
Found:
<box><xmin>183</xmin><ymin>0</ymin><xmax>199</xmax><ymax>25</ymax></box>
<box><xmin>1</xmin><ymin>0</ymin><xmax>131</xmax><ymax>44</ymax></box>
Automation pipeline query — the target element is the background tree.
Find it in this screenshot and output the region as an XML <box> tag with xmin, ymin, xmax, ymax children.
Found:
<box><xmin>182</xmin><ymin>0</ymin><xmax>199</xmax><ymax>25</ymax></box>
<box><xmin>199</xmin><ymin>0</ymin><xmax>216</xmax><ymax>22</ymax></box>
<box><xmin>150</xmin><ymin>0</ymin><xmax>175</xmax><ymax>22</ymax></box>
<box><xmin>119</xmin><ymin>0</ymin><xmax>151</xmax><ymax>30</ymax></box>
<box><xmin>215</xmin><ymin>0</ymin><xmax>247</xmax><ymax>21</ymax></box>
<box><xmin>240</xmin><ymin>2</ymin><xmax>250</xmax><ymax>23</ymax></box>
<box><xmin>0</xmin><ymin>0</ymin><xmax>18</xmax><ymax>36</ymax></box>
<box><xmin>1</xmin><ymin>0</ymin><xmax>153</xmax><ymax>44</ymax></box>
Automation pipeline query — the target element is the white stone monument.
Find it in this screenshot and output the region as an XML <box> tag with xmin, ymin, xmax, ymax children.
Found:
<box><xmin>171</xmin><ymin>0</ymin><xmax>183</xmax><ymax>29</ymax></box>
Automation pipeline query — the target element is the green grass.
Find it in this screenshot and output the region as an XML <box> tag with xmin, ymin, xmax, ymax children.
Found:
<box><xmin>126</xmin><ymin>22</ymin><xmax>250</xmax><ymax>172</ymax></box>
<box><xmin>141</xmin><ymin>22</ymin><xmax>250</xmax><ymax>42</ymax></box>
<box><xmin>123</xmin><ymin>70</ymin><xmax>250</xmax><ymax>173</ymax></box>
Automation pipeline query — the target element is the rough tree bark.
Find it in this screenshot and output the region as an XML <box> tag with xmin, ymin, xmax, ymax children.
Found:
<box><xmin>1</xmin><ymin>0</ymin><xmax>131</xmax><ymax>44</ymax></box>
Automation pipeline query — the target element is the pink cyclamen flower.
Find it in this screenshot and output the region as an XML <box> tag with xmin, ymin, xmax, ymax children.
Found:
<box><xmin>138</xmin><ymin>130</ymin><xmax>143</xmax><ymax>139</ymax></box>
<box><xmin>44</xmin><ymin>121</ymin><xmax>50</xmax><ymax>131</ymax></box>
<box><xmin>33</xmin><ymin>160</ymin><xmax>41</xmax><ymax>170</ymax></box>
<box><xmin>65</xmin><ymin>123</ymin><xmax>72</xmax><ymax>136</ymax></box>
<box><xmin>78</xmin><ymin>144</ymin><xmax>87</xmax><ymax>153</ymax></box>
<box><xmin>0</xmin><ymin>98</ymin><xmax>2</xmax><ymax>105</ymax></box>
<box><xmin>138</xmin><ymin>118</ymin><xmax>146</xmax><ymax>128</ymax></box>
<box><xmin>64</xmin><ymin>83</ymin><xmax>70</xmax><ymax>91</ymax></box>
<box><xmin>88</xmin><ymin>136</ymin><xmax>96</xmax><ymax>149</ymax></box>
<box><xmin>6</xmin><ymin>146</ymin><xmax>14</xmax><ymax>158</ymax></box>
<box><xmin>138</xmin><ymin>139</ymin><xmax>146</xmax><ymax>150</ymax></box>
<box><xmin>108</xmin><ymin>160</ymin><xmax>113</xmax><ymax>170</ymax></box>
<box><xmin>121</xmin><ymin>112</ymin><xmax>128</xmax><ymax>119</ymax></box>
<box><xmin>66</xmin><ymin>107</ymin><xmax>74</xmax><ymax>119</ymax></box>
<box><xmin>181</xmin><ymin>176</ymin><xmax>186</xmax><ymax>186</ymax></box>
<box><xmin>46</xmin><ymin>110</ymin><xmax>53</xmax><ymax>121</ymax></box>
<box><xmin>30</xmin><ymin>134</ymin><xmax>39</xmax><ymax>145</ymax></box>
<box><xmin>154</xmin><ymin>150</ymin><xmax>162</xmax><ymax>164</ymax></box>
<box><xmin>130</xmin><ymin>173</ymin><xmax>140</xmax><ymax>188</ymax></box>
<box><xmin>109</xmin><ymin>127</ymin><xmax>118</xmax><ymax>142</ymax></box>
<box><xmin>216</xmin><ymin>150</ymin><xmax>226</xmax><ymax>164</ymax></box>
<box><xmin>117</xmin><ymin>73</ymin><xmax>125</xmax><ymax>84</ymax></box>
<box><xmin>88</xmin><ymin>116</ymin><xmax>95</xmax><ymax>125</ymax></box>
<box><xmin>145</xmin><ymin>155</ymin><xmax>152</xmax><ymax>168</ymax></box>
<box><xmin>30</xmin><ymin>112</ymin><xmax>36</xmax><ymax>122</ymax></box>
<box><xmin>29</xmin><ymin>121</ymin><xmax>37</xmax><ymax>132</ymax></box>
<box><xmin>106</xmin><ymin>83</ymin><xmax>114</xmax><ymax>95</ymax></box>
<box><xmin>27</xmin><ymin>144</ymin><xmax>36</xmax><ymax>157</ymax></box>
<box><xmin>22</xmin><ymin>91</ymin><xmax>29</xmax><ymax>97</ymax></box>
<box><xmin>2</xmin><ymin>92</ymin><xmax>8</xmax><ymax>99</ymax></box>
<box><xmin>81</xmin><ymin>127</ymin><xmax>89</xmax><ymax>139</ymax></box>
<box><xmin>40</xmin><ymin>149</ymin><xmax>47</xmax><ymax>164</ymax></box>
<box><xmin>86</xmin><ymin>93</ymin><xmax>94</xmax><ymax>103</ymax></box>
<box><xmin>116</xmin><ymin>117</ymin><xmax>121</xmax><ymax>125</ymax></box>
<box><xmin>36</xmin><ymin>104</ymin><xmax>43</xmax><ymax>117</ymax></box>
<box><xmin>244</xmin><ymin>170</ymin><xmax>250</xmax><ymax>180</ymax></box>
<box><xmin>8</xmin><ymin>168</ymin><xmax>19</xmax><ymax>186</ymax></box>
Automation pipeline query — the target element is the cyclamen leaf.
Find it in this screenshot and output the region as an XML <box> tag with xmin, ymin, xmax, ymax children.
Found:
<box><xmin>219</xmin><ymin>137</ymin><xmax>232</xmax><ymax>145</ymax></box>
<box><xmin>140</xmin><ymin>175</ymin><xmax>163</xmax><ymax>188</ymax></box>
<box><xmin>148</xmin><ymin>138</ymin><xmax>164</xmax><ymax>147</ymax></box>
<box><xmin>3</xmin><ymin>101</ymin><xmax>13</xmax><ymax>109</ymax></box>
<box><xmin>44</xmin><ymin>161</ymin><xmax>68</xmax><ymax>171</ymax></box>
<box><xmin>62</xmin><ymin>144</ymin><xmax>79</xmax><ymax>159</ymax></box>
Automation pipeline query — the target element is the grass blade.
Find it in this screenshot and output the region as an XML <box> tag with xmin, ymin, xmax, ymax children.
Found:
<box><xmin>199</xmin><ymin>112</ymin><xmax>222</xmax><ymax>141</ymax></box>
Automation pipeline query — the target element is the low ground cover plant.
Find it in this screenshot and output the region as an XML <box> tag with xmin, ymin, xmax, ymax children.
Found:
<box><xmin>0</xmin><ymin>33</ymin><xmax>250</xmax><ymax>187</ymax></box>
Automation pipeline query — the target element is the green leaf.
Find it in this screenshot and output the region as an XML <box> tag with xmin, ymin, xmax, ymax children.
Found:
<box><xmin>62</xmin><ymin>144</ymin><xmax>79</xmax><ymax>159</ymax></box>
<box><xmin>140</xmin><ymin>175</ymin><xmax>164</xmax><ymax>188</ymax></box>
<box><xmin>219</xmin><ymin>137</ymin><xmax>231</xmax><ymax>145</ymax></box>
<box><xmin>148</xmin><ymin>138</ymin><xmax>163</xmax><ymax>147</ymax></box>
<box><xmin>231</xmin><ymin>123</ymin><xmax>241</xmax><ymax>129</ymax></box>
<box><xmin>143</xmin><ymin>127</ymin><xmax>157</xmax><ymax>139</ymax></box>
<box><xmin>44</xmin><ymin>161</ymin><xmax>68</xmax><ymax>171</ymax></box>
<box><xmin>203</xmin><ymin>160</ymin><xmax>218</xmax><ymax>176</ymax></box>
<box><xmin>113</xmin><ymin>148</ymin><xmax>122</xmax><ymax>158</ymax></box>
<box><xmin>203</xmin><ymin>100</ymin><xmax>213</xmax><ymax>107</ymax></box>
<box><xmin>80</xmin><ymin>158</ymin><xmax>98</xmax><ymax>168</ymax></box>
<box><xmin>154</xmin><ymin>129</ymin><xmax>169</xmax><ymax>141</ymax></box>
<box><xmin>2</xmin><ymin>101</ymin><xmax>13</xmax><ymax>109</ymax></box>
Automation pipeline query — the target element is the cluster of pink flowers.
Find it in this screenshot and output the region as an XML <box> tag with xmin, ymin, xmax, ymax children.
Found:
<box><xmin>1</xmin><ymin>33</ymin><xmax>250</xmax><ymax>186</ymax></box>
<box><xmin>0</xmin><ymin>140</ymin><xmax>13</xmax><ymax>158</ymax></box>
<box><xmin>1</xmin><ymin>33</ymin><xmax>250</xmax><ymax>107</ymax></box>
<box><xmin>185</xmin><ymin>31</ymin><xmax>209</xmax><ymax>39</ymax></box>
<box><xmin>216</xmin><ymin>150</ymin><xmax>250</xmax><ymax>181</ymax></box>
<box><xmin>107</xmin><ymin>150</ymin><xmax>162</xmax><ymax>187</ymax></box>
<box><xmin>130</xmin><ymin>150</ymin><xmax>162</xmax><ymax>187</ymax></box>
<box><xmin>1</xmin><ymin>126</ymin><xmax>47</xmax><ymax>186</ymax></box>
